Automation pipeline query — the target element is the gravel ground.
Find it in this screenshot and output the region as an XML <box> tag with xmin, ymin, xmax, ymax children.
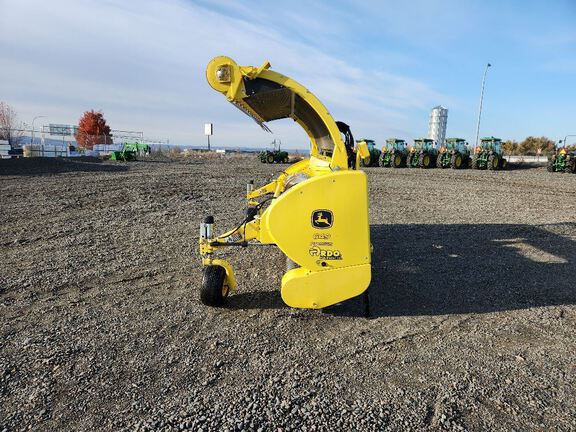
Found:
<box><xmin>1</xmin><ymin>156</ymin><xmax>575</xmax><ymax>431</ymax></box>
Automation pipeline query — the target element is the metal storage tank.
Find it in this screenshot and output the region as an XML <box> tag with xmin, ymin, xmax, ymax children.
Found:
<box><xmin>428</xmin><ymin>106</ymin><xmax>448</xmax><ymax>147</ymax></box>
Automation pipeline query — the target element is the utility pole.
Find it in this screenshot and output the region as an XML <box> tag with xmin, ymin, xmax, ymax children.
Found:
<box><xmin>31</xmin><ymin>115</ymin><xmax>46</xmax><ymax>145</ymax></box>
<box><xmin>474</xmin><ymin>63</ymin><xmax>491</xmax><ymax>149</ymax></box>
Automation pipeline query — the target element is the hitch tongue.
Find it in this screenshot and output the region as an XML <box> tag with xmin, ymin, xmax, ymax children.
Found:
<box><xmin>200</xmin><ymin>215</ymin><xmax>214</xmax><ymax>240</ymax></box>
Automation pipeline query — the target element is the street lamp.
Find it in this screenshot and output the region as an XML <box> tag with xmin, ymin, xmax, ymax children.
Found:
<box><xmin>474</xmin><ymin>63</ymin><xmax>491</xmax><ymax>149</ymax></box>
<box><xmin>561</xmin><ymin>134</ymin><xmax>576</xmax><ymax>148</ymax></box>
<box><xmin>31</xmin><ymin>115</ymin><xmax>46</xmax><ymax>145</ymax></box>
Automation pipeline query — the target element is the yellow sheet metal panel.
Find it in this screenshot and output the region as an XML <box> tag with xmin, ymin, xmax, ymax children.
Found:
<box><xmin>281</xmin><ymin>264</ymin><xmax>371</xmax><ymax>309</ymax></box>
<box><xmin>261</xmin><ymin>170</ymin><xmax>371</xmax><ymax>270</ymax></box>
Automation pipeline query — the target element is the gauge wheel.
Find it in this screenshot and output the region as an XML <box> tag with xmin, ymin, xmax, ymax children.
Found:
<box><xmin>200</xmin><ymin>265</ymin><xmax>229</xmax><ymax>306</ymax></box>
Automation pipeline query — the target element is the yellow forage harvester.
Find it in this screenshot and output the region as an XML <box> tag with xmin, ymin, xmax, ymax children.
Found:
<box><xmin>199</xmin><ymin>56</ymin><xmax>371</xmax><ymax>309</ymax></box>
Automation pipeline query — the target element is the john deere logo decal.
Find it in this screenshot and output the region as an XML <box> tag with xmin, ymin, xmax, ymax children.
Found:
<box><xmin>312</xmin><ymin>210</ymin><xmax>333</xmax><ymax>229</ymax></box>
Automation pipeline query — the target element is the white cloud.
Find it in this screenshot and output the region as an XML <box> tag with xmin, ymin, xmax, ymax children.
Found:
<box><xmin>0</xmin><ymin>0</ymin><xmax>450</xmax><ymax>148</ymax></box>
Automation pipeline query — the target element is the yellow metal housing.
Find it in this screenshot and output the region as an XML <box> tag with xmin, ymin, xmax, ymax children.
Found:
<box><xmin>201</xmin><ymin>56</ymin><xmax>371</xmax><ymax>309</ymax></box>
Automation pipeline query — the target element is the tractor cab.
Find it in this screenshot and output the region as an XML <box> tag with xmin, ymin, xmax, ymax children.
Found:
<box><xmin>413</xmin><ymin>138</ymin><xmax>436</xmax><ymax>153</ymax></box>
<box><xmin>478</xmin><ymin>137</ymin><xmax>502</xmax><ymax>154</ymax></box>
<box><xmin>444</xmin><ymin>138</ymin><xmax>469</xmax><ymax>154</ymax></box>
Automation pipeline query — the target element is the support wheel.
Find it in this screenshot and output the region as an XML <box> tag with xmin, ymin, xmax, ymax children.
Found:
<box><xmin>200</xmin><ymin>265</ymin><xmax>228</xmax><ymax>306</ymax></box>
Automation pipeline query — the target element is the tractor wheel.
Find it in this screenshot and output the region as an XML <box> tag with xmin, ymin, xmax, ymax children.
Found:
<box><xmin>436</xmin><ymin>154</ymin><xmax>445</xmax><ymax>168</ymax></box>
<box><xmin>378</xmin><ymin>152</ymin><xmax>387</xmax><ymax>167</ymax></box>
<box><xmin>200</xmin><ymin>265</ymin><xmax>229</xmax><ymax>307</ymax></box>
<box><xmin>500</xmin><ymin>158</ymin><xmax>508</xmax><ymax>170</ymax></box>
<box><xmin>451</xmin><ymin>153</ymin><xmax>463</xmax><ymax>169</ymax></box>
<box><xmin>266</xmin><ymin>154</ymin><xmax>274</xmax><ymax>164</ymax></box>
<box><xmin>547</xmin><ymin>156</ymin><xmax>556</xmax><ymax>172</ymax></box>
<box><xmin>488</xmin><ymin>154</ymin><xmax>500</xmax><ymax>170</ymax></box>
<box><xmin>282</xmin><ymin>156</ymin><xmax>289</xmax><ymax>164</ymax></box>
<box><xmin>566</xmin><ymin>159</ymin><xmax>576</xmax><ymax>174</ymax></box>
<box><xmin>419</xmin><ymin>153</ymin><xmax>431</xmax><ymax>168</ymax></box>
<box><xmin>405</xmin><ymin>154</ymin><xmax>412</xmax><ymax>168</ymax></box>
<box><xmin>392</xmin><ymin>153</ymin><xmax>403</xmax><ymax>168</ymax></box>
<box><xmin>471</xmin><ymin>154</ymin><xmax>479</xmax><ymax>169</ymax></box>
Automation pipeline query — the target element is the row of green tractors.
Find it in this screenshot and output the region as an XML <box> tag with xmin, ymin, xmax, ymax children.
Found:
<box><xmin>360</xmin><ymin>136</ymin><xmax>509</xmax><ymax>170</ymax></box>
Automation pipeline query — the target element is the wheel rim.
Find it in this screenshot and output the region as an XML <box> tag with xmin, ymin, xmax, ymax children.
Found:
<box><xmin>455</xmin><ymin>156</ymin><xmax>462</xmax><ymax>168</ymax></box>
<box><xmin>423</xmin><ymin>155</ymin><xmax>430</xmax><ymax>167</ymax></box>
<box><xmin>493</xmin><ymin>157</ymin><xmax>499</xmax><ymax>168</ymax></box>
<box><xmin>394</xmin><ymin>155</ymin><xmax>402</xmax><ymax>166</ymax></box>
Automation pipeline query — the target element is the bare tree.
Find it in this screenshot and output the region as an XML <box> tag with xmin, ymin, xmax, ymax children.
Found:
<box><xmin>0</xmin><ymin>102</ymin><xmax>24</xmax><ymax>147</ymax></box>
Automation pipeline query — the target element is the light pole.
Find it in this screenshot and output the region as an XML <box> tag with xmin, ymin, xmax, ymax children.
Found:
<box><xmin>31</xmin><ymin>115</ymin><xmax>46</xmax><ymax>145</ymax></box>
<box><xmin>474</xmin><ymin>63</ymin><xmax>491</xmax><ymax>149</ymax></box>
<box><xmin>561</xmin><ymin>134</ymin><xmax>576</xmax><ymax>148</ymax></box>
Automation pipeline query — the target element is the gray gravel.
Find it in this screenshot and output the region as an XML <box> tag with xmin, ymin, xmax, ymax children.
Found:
<box><xmin>1</xmin><ymin>156</ymin><xmax>575</xmax><ymax>431</ymax></box>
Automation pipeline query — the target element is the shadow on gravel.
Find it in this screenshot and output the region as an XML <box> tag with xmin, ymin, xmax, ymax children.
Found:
<box><xmin>0</xmin><ymin>157</ymin><xmax>129</xmax><ymax>176</ymax></box>
<box><xmin>226</xmin><ymin>290</ymin><xmax>286</xmax><ymax>310</ymax></box>
<box><xmin>327</xmin><ymin>222</ymin><xmax>576</xmax><ymax>318</ymax></box>
<box><xmin>505</xmin><ymin>163</ymin><xmax>546</xmax><ymax>171</ymax></box>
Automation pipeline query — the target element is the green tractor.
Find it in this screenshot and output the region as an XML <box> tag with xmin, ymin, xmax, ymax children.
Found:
<box><xmin>110</xmin><ymin>142</ymin><xmax>151</xmax><ymax>161</ymax></box>
<box><xmin>259</xmin><ymin>139</ymin><xmax>289</xmax><ymax>164</ymax></box>
<box><xmin>379</xmin><ymin>138</ymin><xmax>408</xmax><ymax>168</ymax></box>
<box><xmin>436</xmin><ymin>138</ymin><xmax>471</xmax><ymax>169</ymax></box>
<box><xmin>357</xmin><ymin>139</ymin><xmax>381</xmax><ymax>167</ymax></box>
<box><xmin>406</xmin><ymin>138</ymin><xmax>438</xmax><ymax>169</ymax></box>
<box><xmin>471</xmin><ymin>137</ymin><xmax>508</xmax><ymax>170</ymax></box>
<box><xmin>547</xmin><ymin>147</ymin><xmax>576</xmax><ymax>173</ymax></box>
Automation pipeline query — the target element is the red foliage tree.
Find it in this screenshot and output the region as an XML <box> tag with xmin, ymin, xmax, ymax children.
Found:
<box><xmin>75</xmin><ymin>110</ymin><xmax>112</xmax><ymax>149</ymax></box>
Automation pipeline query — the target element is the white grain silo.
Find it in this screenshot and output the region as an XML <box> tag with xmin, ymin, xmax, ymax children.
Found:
<box><xmin>428</xmin><ymin>106</ymin><xmax>448</xmax><ymax>147</ymax></box>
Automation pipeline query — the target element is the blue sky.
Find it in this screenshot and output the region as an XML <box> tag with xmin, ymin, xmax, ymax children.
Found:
<box><xmin>1</xmin><ymin>0</ymin><xmax>575</xmax><ymax>148</ymax></box>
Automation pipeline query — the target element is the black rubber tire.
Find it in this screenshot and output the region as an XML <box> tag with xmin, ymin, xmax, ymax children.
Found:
<box><xmin>451</xmin><ymin>153</ymin><xmax>463</xmax><ymax>169</ymax></box>
<box><xmin>282</xmin><ymin>156</ymin><xmax>289</xmax><ymax>164</ymax></box>
<box><xmin>419</xmin><ymin>153</ymin><xmax>431</xmax><ymax>168</ymax></box>
<box><xmin>200</xmin><ymin>265</ymin><xmax>228</xmax><ymax>307</ymax></box>
<box><xmin>266</xmin><ymin>154</ymin><xmax>274</xmax><ymax>164</ymax></box>
<box><xmin>488</xmin><ymin>154</ymin><xmax>499</xmax><ymax>170</ymax></box>
<box><xmin>566</xmin><ymin>159</ymin><xmax>576</xmax><ymax>174</ymax></box>
<box><xmin>500</xmin><ymin>158</ymin><xmax>508</xmax><ymax>170</ymax></box>
<box><xmin>547</xmin><ymin>157</ymin><xmax>555</xmax><ymax>172</ymax></box>
<box><xmin>392</xmin><ymin>152</ymin><xmax>403</xmax><ymax>168</ymax></box>
<box><xmin>378</xmin><ymin>152</ymin><xmax>387</xmax><ymax>167</ymax></box>
<box><xmin>436</xmin><ymin>153</ymin><xmax>445</xmax><ymax>168</ymax></box>
<box><xmin>405</xmin><ymin>154</ymin><xmax>413</xmax><ymax>168</ymax></box>
<box><xmin>471</xmin><ymin>154</ymin><xmax>479</xmax><ymax>169</ymax></box>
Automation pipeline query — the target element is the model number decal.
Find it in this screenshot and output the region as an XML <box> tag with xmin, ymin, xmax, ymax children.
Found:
<box><xmin>309</xmin><ymin>246</ymin><xmax>342</xmax><ymax>260</ymax></box>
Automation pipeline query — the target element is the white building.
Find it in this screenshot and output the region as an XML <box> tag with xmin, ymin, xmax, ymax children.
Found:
<box><xmin>428</xmin><ymin>106</ymin><xmax>448</xmax><ymax>147</ymax></box>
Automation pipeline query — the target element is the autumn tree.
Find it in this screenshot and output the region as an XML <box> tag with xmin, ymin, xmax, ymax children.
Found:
<box><xmin>502</xmin><ymin>139</ymin><xmax>518</xmax><ymax>155</ymax></box>
<box><xmin>75</xmin><ymin>110</ymin><xmax>113</xmax><ymax>149</ymax></box>
<box><xmin>518</xmin><ymin>136</ymin><xmax>556</xmax><ymax>156</ymax></box>
<box><xmin>0</xmin><ymin>102</ymin><xmax>24</xmax><ymax>146</ymax></box>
